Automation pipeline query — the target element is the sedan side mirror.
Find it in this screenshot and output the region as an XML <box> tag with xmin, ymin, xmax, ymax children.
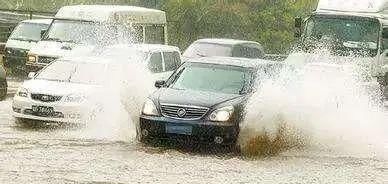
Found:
<box><xmin>28</xmin><ymin>72</ymin><xmax>36</xmax><ymax>79</ymax></box>
<box><xmin>40</xmin><ymin>29</ymin><xmax>47</xmax><ymax>38</ymax></box>
<box><xmin>154</xmin><ymin>80</ymin><xmax>166</xmax><ymax>88</ymax></box>
<box><xmin>294</xmin><ymin>17</ymin><xmax>303</xmax><ymax>38</ymax></box>
<box><xmin>295</xmin><ymin>17</ymin><xmax>302</xmax><ymax>29</ymax></box>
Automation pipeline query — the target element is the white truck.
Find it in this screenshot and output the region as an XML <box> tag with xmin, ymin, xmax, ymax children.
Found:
<box><xmin>292</xmin><ymin>0</ymin><xmax>388</xmax><ymax>90</ymax></box>
<box><xmin>26</xmin><ymin>5</ymin><xmax>168</xmax><ymax>72</ymax></box>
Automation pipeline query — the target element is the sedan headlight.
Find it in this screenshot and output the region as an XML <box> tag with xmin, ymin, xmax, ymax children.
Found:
<box><xmin>27</xmin><ymin>55</ymin><xmax>37</xmax><ymax>63</ymax></box>
<box><xmin>17</xmin><ymin>87</ymin><xmax>29</xmax><ymax>97</ymax></box>
<box><xmin>209</xmin><ymin>106</ymin><xmax>234</xmax><ymax>122</ymax></box>
<box><xmin>142</xmin><ymin>99</ymin><xmax>159</xmax><ymax>116</ymax></box>
<box><xmin>64</xmin><ymin>94</ymin><xmax>85</xmax><ymax>103</ymax></box>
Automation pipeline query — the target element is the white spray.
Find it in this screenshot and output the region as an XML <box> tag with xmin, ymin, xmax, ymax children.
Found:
<box><xmin>239</xmin><ymin>51</ymin><xmax>388</xmax><ymax>159</ymax></box>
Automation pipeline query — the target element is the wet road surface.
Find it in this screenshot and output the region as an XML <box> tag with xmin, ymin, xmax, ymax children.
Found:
<box><xmin>0</xmin><ymin>97</ymin><xmax>387</xmax><ymax>184</ymax></box>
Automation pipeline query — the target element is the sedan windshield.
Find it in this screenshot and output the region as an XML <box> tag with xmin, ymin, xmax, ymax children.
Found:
<box><xmin>9</xmin><ymin>22</ymin><xmax>49</xmax><ymax>42</ymax></box>
<box><xmin>183</xmin><ymin>42</ymin><xmax>232</xmax><ymax>58</ymax></box>
<box><xmin>303</xmin><ymin>16</ymin><xmax>380</xmax><ymax>57</ymax></box>
<box><xmin>36</xmin><ymin>60</ymin><xmax>106</xmax><ymax>85</ymax></box>
<box><xmin>170</xmin><ymin>63</ymin><xmax>251</xmax><ymax>94</ymax></box>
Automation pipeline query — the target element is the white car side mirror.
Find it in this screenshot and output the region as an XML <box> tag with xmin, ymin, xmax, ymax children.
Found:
<box><xmin>28</xmin><ymin>72</ymin><xmax>36</xmax><ymax>79</ymax></box>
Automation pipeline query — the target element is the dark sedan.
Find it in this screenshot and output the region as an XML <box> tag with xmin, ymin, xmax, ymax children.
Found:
<box><xmin>138</xmin><ymin>57</ymin><xmax>282</xmax><ymax>145</ymax></box>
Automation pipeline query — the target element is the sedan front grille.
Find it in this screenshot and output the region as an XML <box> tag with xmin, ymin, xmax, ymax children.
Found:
<box><xmin>31</xmin><ymin>94</ymin><xmax>62</xmax><ymax>102</ymax></box>
<box><xmin>37</xmin><ymin>56</ymin><xmax>57</xmax><ymax>64</ymax></box>
<box><xmin>160</xmin><ymin>104</ymin><xmax>209</xmax><ymax>120</ymax></box>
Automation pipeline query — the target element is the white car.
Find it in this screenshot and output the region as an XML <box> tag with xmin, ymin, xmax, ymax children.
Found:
<box><xmin>10</xmin><ymin>58</ymin><xmax>138</xmax><ymax>124</ymax></box>
<box><xmin>97</xmin><ymin>44</ymin><xmax>182</xmax><ymax>80</ymax></box>
<box><xmin>12</xmin><ymin>44</ymin><xmax>182</xmax><ymax>124</ymax></box>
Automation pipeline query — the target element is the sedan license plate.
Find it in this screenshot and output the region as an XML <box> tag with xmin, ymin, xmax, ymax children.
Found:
<box><xmin>32</xmin><ymin>106</ymin><xmax>54</xmax><ymax>114</ymax></box>
<box><xmin>166</xmin><ymin>124</ymin><xmax>192</xmax><ymax>135</ymax></box>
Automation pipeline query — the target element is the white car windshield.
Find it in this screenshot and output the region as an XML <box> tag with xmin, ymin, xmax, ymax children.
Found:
<box><xmin>36</xmin><ymin>60</ymin><xmax>106</xmax><ymax>85</ymax></box>
<box><xmin>9</xmin><ymin>22</ymin><xmax>49</xmax><ymax>42</ymax></box>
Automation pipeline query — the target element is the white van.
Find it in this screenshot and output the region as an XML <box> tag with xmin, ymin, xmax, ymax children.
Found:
<box><xmin>26</xmin><ymin>5</ymin><xmax>168</xmax><ymax>72</ymax></box>
<box><xmin>4</xmin><ymin>19</ymin><xmax>51</xmax><ymax>74</ymax></box>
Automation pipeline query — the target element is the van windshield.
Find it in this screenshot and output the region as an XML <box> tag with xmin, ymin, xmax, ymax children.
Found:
<box><xmin>303</xmin><ymin>16</ymin><xmax>380</xmax><ymax>57</ymax></box>
<box><xmin>36</xmin><ymin>60</ymin><xmax>106</xmax><ymax>85</ymax></box>
<box><xmin>9</xmin><ymin>22</ymin><xmax>49</xmax><ymax>42</ymax></box>
<box><xmin>44</xmin><ymin>19</ymin><xmax>98</xmax><ymax>44</ymax></box>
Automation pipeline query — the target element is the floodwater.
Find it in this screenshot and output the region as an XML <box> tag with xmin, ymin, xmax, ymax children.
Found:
<box><xmin>0</xmin><ymin>97</ymin><xmax>387</xmax><ymax>184</ymax></box>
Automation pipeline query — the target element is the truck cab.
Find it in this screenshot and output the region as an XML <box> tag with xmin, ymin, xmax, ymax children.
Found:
<box><xmin>292</xmin><ymin>0</ymin><xmax>388</xmax><ymax>87</ymax></box>
<box><xmin>26</xmin><ymin>5</ymin><xmax>168</xmax><ymax>72</ymax></box>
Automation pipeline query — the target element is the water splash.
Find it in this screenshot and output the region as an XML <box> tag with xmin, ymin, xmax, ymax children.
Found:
<box><xmin>239</xmin><ymin>51</ymin><xmax>388</xmax><ymax>159</ymax></box>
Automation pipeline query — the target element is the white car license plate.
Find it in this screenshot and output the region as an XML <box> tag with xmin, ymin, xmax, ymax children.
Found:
<box><xmin>32</xmin><ymin>106</ymin><xmax>54</xmax><ymax>114</ymax></box>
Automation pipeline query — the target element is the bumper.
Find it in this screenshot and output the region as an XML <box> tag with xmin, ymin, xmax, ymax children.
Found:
<box><xmin>12</xmin><ymin>95</ymin><xmax>84</xmax><ymax>124</ymax></box>
<box><xmin>139</xmin><ymin>115</ymin><xmax>239</xmax><ymax>145</ymax></box>
<box><xmin>25</xmin><ymin>63</ymin><xmax>45</xmax><ymax>72</ymax></box>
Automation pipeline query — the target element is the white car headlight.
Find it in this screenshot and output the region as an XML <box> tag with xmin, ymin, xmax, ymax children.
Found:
<box><xmin>64</xmin><ymin>94</ymin><xmax>85</xmax><ymax>103</ymax></box>
<box><xmin>209</xmin><ymin>106</ymin><xmax>234</xmax><ymax>122</ymax></box>
<box><xmin>142</xmin><ymin>99</ymin><xmax>159</xmax><ymax>116</ymax></box>
<box><xmin>17</xmin><ymin>87</ymin><xmax>29</xmax><ymax>97</ymax></box>
<box><xmin>27</xmin><ymin>55</ymin><xmax>37</xmax><ymax>63</ymax></box>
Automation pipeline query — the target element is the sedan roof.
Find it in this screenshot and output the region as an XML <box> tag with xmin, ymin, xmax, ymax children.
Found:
<box><xmin>195</xmin><ymin>38</ymin><xmax>261</xmax><ymax>46</ymax></box>
<box><xmin>188</xmin><ymin>56</ymin><xmax>281</xmax><ymax>69</ymax></box>
<box><xmin>105</xmin><ymin>44</ymin><xmax>180</xmax><ymax>53</ymax></box>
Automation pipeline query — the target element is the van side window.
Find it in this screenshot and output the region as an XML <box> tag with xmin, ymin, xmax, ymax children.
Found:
<box><xmin>232</xmin><ymin>45</ymin><xmax>264</xmax><ymax>59</ymax></box>
<box><xmin>148</xmin><ymin>52</ymin><xmax>163</xmax><ymax>73</ymax></box>
<box><xmin>130</xmin><ymin>25</ymin><xmax>143</xmax><ymax>43</ymax></box>
<box><xmin>249</xmin><ymin>46</ymin><xmax>264</xmax><ymax>59</ymax></box>
<box><xmin>231</xmin><ymin>45</ymin><xmax>245</xmax><ymax>58</ymax></box>
<box><xmin>164</xmin><ymin>51</ymin><xmax>181</xmax><ymax>71</ymax></box>
<box><xmin>145</xmin><ymin>25</ymin><xmax>165</xmax><ymax>44</ymax></box>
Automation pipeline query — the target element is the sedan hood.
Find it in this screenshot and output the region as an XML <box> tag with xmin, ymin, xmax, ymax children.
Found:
<box><xmin>29</xmin><ymin>41</ymin><xmax>94</xmax><ymax>58</ymax></box>
<box><xmin>22</xmin><ymin>79</ymin><xmax>99</xmax><ymax>96</ymax></box>
<box><xmin>155</xmin><ymin>88</ymin><xmax>243</xmax><ymax>108</ymax></box>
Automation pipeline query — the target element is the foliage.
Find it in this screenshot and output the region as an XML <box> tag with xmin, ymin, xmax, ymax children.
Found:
<box><xmin>0</xmin><ymin>0</ymin><xmax>317</xmax><ymax>53</ymax></box>
<box><xmin>163</xmin><ymin>0</ymin><xmax>317</xmax><ymax>53</ymax></box>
